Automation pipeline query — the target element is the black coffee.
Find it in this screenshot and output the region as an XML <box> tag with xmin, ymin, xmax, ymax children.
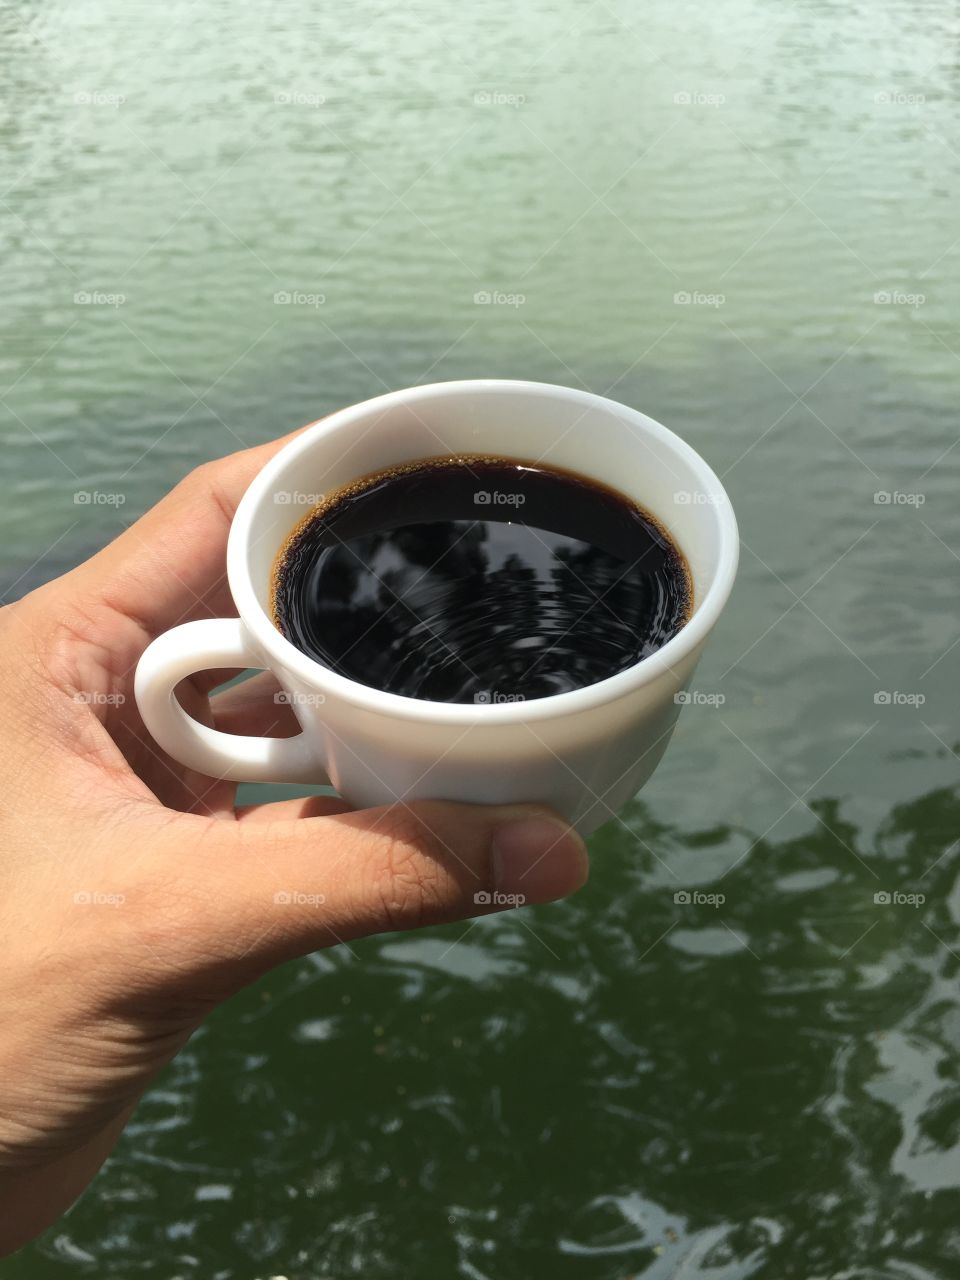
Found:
<box><xmin>272</xmin><ymin>457</ymin><xmax>691</xmax><ymax>703</ymax></box>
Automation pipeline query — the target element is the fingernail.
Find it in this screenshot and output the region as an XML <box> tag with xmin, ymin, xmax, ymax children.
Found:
<box><xmin>490</xmin><ymin>816</ymin><xmax>589</xmax><ymax>905</ymax></box>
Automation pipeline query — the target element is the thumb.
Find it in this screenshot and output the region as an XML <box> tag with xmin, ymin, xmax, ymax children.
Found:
<box><xmin>176</xmin><ymin>800</ymin><xmax>589</xmax><ymax>979</ymax></box>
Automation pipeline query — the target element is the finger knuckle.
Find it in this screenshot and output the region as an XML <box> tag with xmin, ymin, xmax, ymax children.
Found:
<box><xmin>177</xmin><ymin>460</ymin><xmax>235</xmax><ymax>526</ymax></box>
<box><xmin>178</xmin><ymin>458</ymin><xmax>217</xmax><ymax>495</ymax></box>
<box><xmin>367</xmin><ymin>808</ymin><xmax>452</xmax><ymax>932</ymax></box>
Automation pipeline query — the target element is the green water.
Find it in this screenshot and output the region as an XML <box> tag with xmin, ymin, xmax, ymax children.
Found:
<box><xmin>3</xmin><ymin>0</ymin><xmax>960</xmax><ymax>1275</ymax></box>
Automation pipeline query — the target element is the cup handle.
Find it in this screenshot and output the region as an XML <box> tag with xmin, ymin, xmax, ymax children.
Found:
<box><xmin>134</xmin><ymin>618</ymin><xmax>326</xmax><ymax>784</ymax></box>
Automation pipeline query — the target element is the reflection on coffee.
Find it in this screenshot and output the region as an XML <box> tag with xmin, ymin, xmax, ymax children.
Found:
<box><xmin>272</xmin><ymin>457</ymin><xmax>691</xmax><ymax>703</ymax></box>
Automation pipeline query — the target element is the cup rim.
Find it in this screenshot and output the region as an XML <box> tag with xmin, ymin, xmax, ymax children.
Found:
<box><xmin>227</xmin><ymin>379</ymin><xmax>739</xmax><ymax>724</ymax></box>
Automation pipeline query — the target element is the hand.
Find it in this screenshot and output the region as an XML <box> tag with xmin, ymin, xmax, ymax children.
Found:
<box><xmin>0</xmin><ymin>429</ymin><xmax>588</xmax><ymax>1255</ymax></box>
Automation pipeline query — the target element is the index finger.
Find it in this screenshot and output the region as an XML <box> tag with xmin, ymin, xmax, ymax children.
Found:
<box><xmin>70</xmin><ymin>423</ymin><xmax>317</xmax><ymax>637</ymax></box>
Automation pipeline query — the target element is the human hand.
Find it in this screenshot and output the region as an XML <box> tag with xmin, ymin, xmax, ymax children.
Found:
<box><xmin>0</xmin><ymin>429</ymin><xmax>588</xmax><ymax>1255</ymax></box>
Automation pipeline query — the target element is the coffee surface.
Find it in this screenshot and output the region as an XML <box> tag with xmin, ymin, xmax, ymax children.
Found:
<box><xmin>272</xmin><ymin>457</ymin><xmax>691</xmax><ymax>703</ymax></box>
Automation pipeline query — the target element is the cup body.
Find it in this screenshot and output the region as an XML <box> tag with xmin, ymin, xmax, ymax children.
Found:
<box><xmin>224</xmin><ymin>380</ymin><xmax>738</xmax><ymax>834</ymax></box>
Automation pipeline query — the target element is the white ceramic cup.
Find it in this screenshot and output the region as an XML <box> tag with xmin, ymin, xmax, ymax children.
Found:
<box><xmin>135</xmin><ymin>379</ymin><xmax>738</xmax><ymax>835</ymax></box>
